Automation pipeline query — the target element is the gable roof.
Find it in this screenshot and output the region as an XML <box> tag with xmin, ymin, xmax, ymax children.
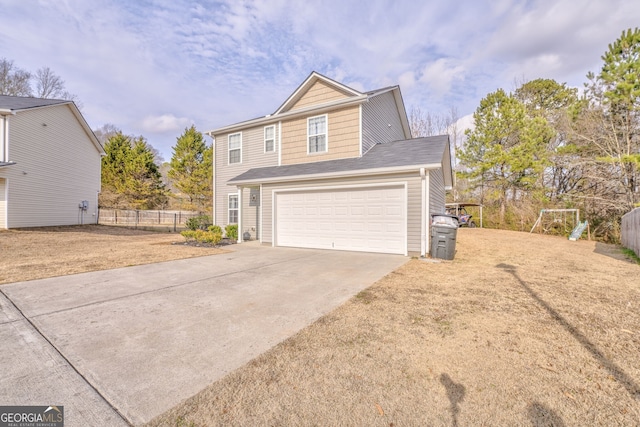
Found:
<box><xmin>273</xmin><ymin>71</ymin><xmax>364</xmax><ymax>115</ymax></box>
<box><xmin>208</xmin><ymin>72</ymin><xmax>411</xmax><ymax>138</ymax></box>
<box><xmin>228</xmin><ymin>135</ymin><xmax>452</xmax><ymax>187</ymax></box>
<box><xmin>0</xmin><ymin>95</ymin><xmax>104</xmax><ymax>155</ymax></box>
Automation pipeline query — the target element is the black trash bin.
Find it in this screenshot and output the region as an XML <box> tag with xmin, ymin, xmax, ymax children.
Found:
<box><xmin>430</xmin><ymin>214</ymin><xmax>458</xmax><ymax>260</ymax></box>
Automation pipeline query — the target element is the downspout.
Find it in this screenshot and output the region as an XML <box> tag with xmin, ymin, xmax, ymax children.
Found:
<box><xmin>420</xmin><ymin>167</ymin><xmax>426</xmax><ymax>257</ymax></box>
<box><xmin>0</xmin><ymin>115</ymin><xmax>6</xmax><ymax>162</ymax></box>
<box><xmin>95</xmin><ymin>190</ymin><xmax>100</xmax><ymax>224</ymax></box>
<box><xmin>259</xmin><ymin>184</ymin><xmax>263</xmax><ymax>243</ymax></box>
<box><xmin>237</xmin><ymin>187</ymin><xmax>243</xmax><ymax>243</ymax></box>
<box><xmin>208</xmin><ymin>133</ymin><xmax>216</xmax><ymax>225</ymax></box>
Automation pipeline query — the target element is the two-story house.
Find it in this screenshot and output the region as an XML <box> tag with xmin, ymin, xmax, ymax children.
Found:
<box><xmin>0</xmin><ymin>95</ymin><xmax>103</xmax><ymax>229</ymax></box>
<box><xmin>207</xmin><ymin>72</ymin><xmax>452</xmax><ymax>256</ymax></box>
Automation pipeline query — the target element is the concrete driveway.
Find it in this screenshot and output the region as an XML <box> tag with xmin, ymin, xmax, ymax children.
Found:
<box><xmin>0</xmin><ymin>243</ymin><xmax>407</xmax><ymax>426</ymax></box>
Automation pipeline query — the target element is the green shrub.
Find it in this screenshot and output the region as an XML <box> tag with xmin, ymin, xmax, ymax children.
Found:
<box><xmin>225</xmin><ymin>224</ymin><xmax>238</xmax><ymax>240</ymax></box>
<box><xmin>199</xmin><ymin>231</ymin><xmax>222</xmax><ymax>245</ymax></box>
<box><xmin>185</xmin><ymin>215</ymin><xmax>212</xmax><ymax>231</ymax></box>
<box><xmin>180</xmin><ymin>230</ymin><xmax>197</xmax><ymax>241</ymax></box>
<box><xmin>181</xmin><ymin>229</ymin><xmax>222</xmax><ymax>246</ymax></box>
<box><xmin>208</xmin><ymin>224</ymin><xmax>222</xmax><ymax>234</ymax></box>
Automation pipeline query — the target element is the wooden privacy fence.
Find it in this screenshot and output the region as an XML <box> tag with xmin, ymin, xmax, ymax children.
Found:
<box><xmin>98</xmin><ymin>209</ymin><xmax>202</xmax><ymax>231</ymax></box>
<box><xmin>621</xmin><ymin>208</ymin><xmax>640</xmax><ymax>257</ymax></box>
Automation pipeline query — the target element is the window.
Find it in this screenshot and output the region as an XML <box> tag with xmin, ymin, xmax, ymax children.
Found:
<box><xmin>264</xmin><ymin>125</ymin><xmax>275</xmax><ymax>152</ymax></box>
<box><xmin>308</xmin><ymin>115</ymin><xmax>327</xmax><ymax>153</ymax></box>
<box><xmin>228</xmin><ymin>132</ymin><xmax>242</xmax><ymax>164</ymax></box>
<box><xmin>228</xmin><ymin>194</ymin><xmax>238</xmax><ymax>224</ymax></box>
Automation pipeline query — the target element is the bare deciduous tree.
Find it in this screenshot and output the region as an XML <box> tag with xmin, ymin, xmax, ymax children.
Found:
<box><xmin>0</xmin><ymin>58</ymin><xmax>32</xmax><ymax>96</ymax></box>
<box><xmin>409</xmin><ymin>106</ymin><xmax>452</xmax><ymax>138</ymax></box>
<box><xmin>34</xmin><ymin>67</ymin><xmax>65</xmax><ymax>98</ymax></box>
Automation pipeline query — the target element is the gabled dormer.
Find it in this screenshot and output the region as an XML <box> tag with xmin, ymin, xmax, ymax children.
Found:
<box><xmin>274</xmin><ymin>72</ymin><xmax>364</xmax><ymax>114</ymax></box>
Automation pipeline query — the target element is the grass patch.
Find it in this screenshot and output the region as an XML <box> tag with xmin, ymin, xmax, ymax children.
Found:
<box><xmin>621</xmin><ymin>247</ymin><xmax>640</xmax><ymax>264</ymax></box>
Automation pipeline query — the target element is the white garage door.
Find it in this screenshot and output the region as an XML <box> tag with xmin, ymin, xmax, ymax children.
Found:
<box><xmin>275</xmin><ymin>185</ymin><xmax>406</xmax><ymax>254</ymax></box>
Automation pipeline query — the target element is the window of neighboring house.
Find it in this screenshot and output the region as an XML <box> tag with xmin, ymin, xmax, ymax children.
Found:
<box><xmin>228</xmin><ymin>194</ymin><xmax>238</xmax><ymax>224</ymax></box>
<box><xmin>308</xmin><ymin>115</ymin><xmax>327</xmax><ymax>153</ymax></box>
<box><xmin>264</xmin><ymin>125</ymin><xmax>275</xmax><ymax>153</ymax></box>
<box><xmin>228</xmin><ymin>132</ymin><xmax>242</xmax><ymax>164</ymax></box>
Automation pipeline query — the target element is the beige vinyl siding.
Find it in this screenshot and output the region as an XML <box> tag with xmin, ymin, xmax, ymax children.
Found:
<box><xmin>280</xmin><ymin>105</ymin><xmax>360</xmax><ymax>165</ymax></box>
<box><xmin>0</xmin><ymin>178</ymin><xmax>6</xmax><ymax>229</ymax></box>
<box><xmin>429</xmin><ymin>168</ymin><xmax>445</xmax><ymax>215</ymax></box>
<box><xmin>289</xmin><ymin>80</ymin><xmax>352</xmax><ymax>111</ymax></box>
<box><xmin>262</xmin><ymin>172</ymin><xmax>423</xmax><ymax>254</ymax></box>
<box><xmin>0</xmin><ymin>105</ymin><xmax>101</xmax><ymax>228</ymax></box>
<box><xmin>213</xmin><ymin>123</ymin><xmax>278</xmax><ymax>228</ymax></box>
<box><xmin>362</xmin><ymin>91</ymin><xmax>407</xmax><ymax>153</ymax></box>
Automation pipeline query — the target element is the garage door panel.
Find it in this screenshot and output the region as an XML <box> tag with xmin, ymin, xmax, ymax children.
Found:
<box><xmin>276</xmin><ymin>185</ymin><xmax>405</xmax><ymax>255</ymax></box>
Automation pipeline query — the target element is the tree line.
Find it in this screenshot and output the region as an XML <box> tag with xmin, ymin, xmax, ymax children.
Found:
<box><xmin>96</xmin><ymin>125</ymin><xmax>213</xmax><ymax>213</ymax></box>
<box><xmin>455</xmin><ymin>28</ymin><xmax>640</xmax><ymax>242</ymax></box>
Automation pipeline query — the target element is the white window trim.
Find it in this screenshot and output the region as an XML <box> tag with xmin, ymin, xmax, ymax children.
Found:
<box><xmin>307</xmin><ymin>114</ymin><xmax>328</xmax><ymax>154</ymax></box>
<box><xmin>228</xmin><ymin>132</ymin><xmax>242</xmax><ymax>165</ymax></box>
<box><xmin>264</xmin><ymin>125</ymin><xmax>276</xmax><ymax>153</ymax></box>
<box><xmin>228</xmin><ymin>194</ymin><xmax>239</xmax><ymax>224</ymax></box>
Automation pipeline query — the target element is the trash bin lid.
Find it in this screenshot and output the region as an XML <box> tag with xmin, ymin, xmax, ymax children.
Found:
<box><xmin>431</xmin><ymin>214</ymin><xmax>459</xmax><ymax>227</ymax></box>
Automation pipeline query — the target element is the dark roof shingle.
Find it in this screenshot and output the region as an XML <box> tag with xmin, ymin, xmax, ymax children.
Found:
<box><xmin>229</xmin><ymin>135</ymin><xmax>449</xmax><ymax>184</ymax></box>
<box><xmin>0</xmin><ymin>95</ymin><xmax>69</xmax><ymax>111</ymax></box>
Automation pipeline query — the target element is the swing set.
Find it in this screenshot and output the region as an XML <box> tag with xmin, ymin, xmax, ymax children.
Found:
<box><xmin>529</xmin><ymin>209</ymin><xmax>590</xmax><ymax>240</ymax></box>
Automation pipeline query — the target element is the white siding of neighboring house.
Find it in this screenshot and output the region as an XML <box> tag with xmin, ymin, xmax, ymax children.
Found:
<box><xmin>361</xmin><ymin>91</ymin><xmax>407</xmax><ymax>153</ymax></box>
<box><xmin>0</xmin><ymin>105</ymin><xmax>101</xmax><ymax>228</ymax></box>
<box><xmin>213</xmin><ymin>123</ymin><xmax>279</xmax><ymax>236</ymax></box>
<box><xmin>261</xmin><ymin>171</ymin><xmax>425</xmax><ymax>254</ymax></box>
<box><xmin>0</xmin><ymin>178</ymin><xmax>6</xmax><ymax>229</ymax></box>
<box><xmin>429</xmin><ymin>168</ymin><xmax>445</xmax><ymax>216</ymax></box>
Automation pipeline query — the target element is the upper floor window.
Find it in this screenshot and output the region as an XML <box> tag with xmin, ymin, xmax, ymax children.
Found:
<box><xmin>308</xmin><ymin>115</ymin><xmax>327</xmax><ymax>154</ymax></box>
<box><xmin>228</xmin><ymin>132</ymin><xmax>242</xmax><ymax>164</ymax></box>
<box><xmin>264</xmin><ymin>125</ymin><xmax>275</xmax><ymax>153</ymax></box>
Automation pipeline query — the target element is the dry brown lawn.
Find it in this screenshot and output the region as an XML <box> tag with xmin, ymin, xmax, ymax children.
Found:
<box><xmin>144</xmin><ymin>228</ymin><xmax>640</xmax><ymax>427</ymax></box>
<box><xmin>2</xmin><ymin>225</ymin><xmax>639</xmax><ymax>425</ymax></box>
<box><xmin>0</xmin><ymin>225</ymin><xmax>227</xmax><ymax>284</ymax></box>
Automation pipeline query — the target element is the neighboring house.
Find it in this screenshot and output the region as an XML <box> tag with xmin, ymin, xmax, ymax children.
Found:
<box><xmin>207</xmin><ymin>72</ymin><xmax>452</xmax><ymax>256</ymax></box>
<box><xmin>0</xmin><ymin>95</ymin><xmax>104</xmax><ymax>229</ymax></box>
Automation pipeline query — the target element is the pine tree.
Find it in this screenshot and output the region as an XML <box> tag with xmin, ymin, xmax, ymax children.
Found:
<box><xmin>459</xmin><ymin>89</ymin><xmax>553</xmax><ymax>224</ymax></box>
<box><xmin>168</xmin><ymin>126</ymin><xmax>213</xmax><ymax>212</ymax></box>
<box><xmin>100</xmin><ymin>132</ymin><xmax>168</xmax><ymax>209</ymax></box>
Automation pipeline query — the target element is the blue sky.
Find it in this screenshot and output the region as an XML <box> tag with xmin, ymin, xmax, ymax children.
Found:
<box><xmin>1</xmin><ymin>0</ymin><xmax>639</xmax><ymax>160</ymax></box>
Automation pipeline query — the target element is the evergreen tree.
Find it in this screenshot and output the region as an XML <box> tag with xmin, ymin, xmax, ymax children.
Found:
<box><xmin>459</xmin><ymin>89</ymin><xmax>553</xmax><ymax>224</ymax></box>
<box><xmin>515</xmin><ymin>79</ymin><xmax>580</xmax><ymax>202</ymax></box>
<box><xmin>168</xmin><ymin>126</ymin><xmax>213</xmax><ymax>212</ymax></box>
<box><xmin>100</xmin><ymin>132</ymin><xmax>168</xmax><ymax>209</ymax></box>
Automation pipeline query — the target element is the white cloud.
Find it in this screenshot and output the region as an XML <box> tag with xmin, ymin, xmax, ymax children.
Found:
<box><xmin>141</xmin><ymin>114</ymin><xmax>193</xmax><ymax>133</ymax></box>
<box><xmin>456</xmin><ymin>114</ymin><xmax>475</xmax><ymax>133</ymax></box>
<box><xmin>2</xmin><ymin>0</ymin><xmax>640</xmax><ymax>160</ymax></box>
<box><xmin>398</xmin><ymin>71</ymin><xmax>416</xmax><ymax>90</ymax></box>
<box><xmin>419</xmin><ymin>59</ymin><xmax>465</xmax><ymax>96</ymax></box>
